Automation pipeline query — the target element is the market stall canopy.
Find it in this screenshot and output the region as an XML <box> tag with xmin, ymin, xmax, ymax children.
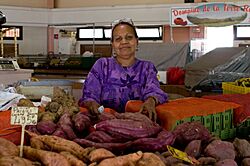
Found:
<box><xmin>136</xmin><ymin>43</ymin><xmax>189</xmax><ymax>71</ymax></box>
<box><xmin>184</xmin><ymin>47</ymin><xmax>250</xmax><ymax>90</ymax></box>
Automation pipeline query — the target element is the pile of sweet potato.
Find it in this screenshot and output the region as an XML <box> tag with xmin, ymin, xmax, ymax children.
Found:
<box><xmin>0</xmin><ymin>134</ymin><xmax>166</xmax><ymax>166</ymax></box>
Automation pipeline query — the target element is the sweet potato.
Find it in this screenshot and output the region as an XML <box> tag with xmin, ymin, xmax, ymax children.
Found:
<box><xmin>95</xmin><ymin>118</ymin><xmax>162</xmax><ymax>140</ymax></box>
<box><xmin>72</xmin><ymin>112</ymin><xmax>91</xmax><ymax>133</ymax></box>
<box><xmin>60</xmin><ymin>151</ymin><xmax>87</xmax><ymax>166</ymax></box>
<box><xmin>85</xmin><ymin>131</ymin><xmax>122</xmax><ymax>143</ymax></box>
<box><xmin>36</xmin><ymin>121</ymin><xmax>57</xmax><ymax>135</ymax></box>
<box><xmin>98</xmin><ymin>151</ymin><xmax>143</xmax><ymax>166</ymax></box>
<box><xmin>137</xmin><ymin>152</ymin><xmax>165</xmax><ymax>166</ymax></box>
<box><xmin>30</xmin><ymin>137</ymin><xmax>47</xmax><ymax>150</ymax></box>
<box><xmin>89</xmin><ymin>148</ymin><xmax>115</xmax><ymax>163</ymax></box>
<box><xmin>60</xmin><ymin>124</ymin><xmax>77</xmax><ymax>140</ymax></box>
<box><xmin>28</xmin><ymin>134</ymin><xmax>93</xmax><ymax>162</ymax></box>
<box><xmin>0</xmin><ymin>156</ymin><xmax>40</xmax><ymax>166</ymax></box>
<box><xmin>233</xmin><ymin>138</ymin><xmax>250</xmax><ymax>159</ymax></box>
<box><xmin>164</xmin><ymin>156</ymin><xmax>183</xmax><ymax>166</ymax></box>
<box><xmin>184</xmin><ymin>140</ymin><xmax>201</xmax><ymax>158</ymax></box>
<box><xmin>74</xmin><ymin>138</ymin><xmax>131</xmax><ymax>153</ymax></box>
<box><xmin>204</xmin><ymin>140</ymin><xmax>235</xmax><ymax>161</ymax></box>
<box><xmin>173</xmin><ymin>121</ymin><xmax>212</xmax><ymax>147</ymax></box>
<box><xmin>52</xmin><ymin>127</ymin><xmax>67</xmax><ymax>139</ymax></box>
<box><xmin>23</xmin><ymin>146</ymin><xmax>70</xmax><ymax>166</ymax></box>
<box><xmin>57</xmin><ymin>113</ymin><xmax>77</xmax><ymax>140</ymax></box>
<box><xmin>197</xmin><ymin>157</ymin><xmax>216</xmax><ymax>165</ymax></box>
<box><xmin>214</xmin><ymin>159</ymin><xmax>237</xmax><ymax>166</ymax></box>
<box><xmin>0</xmin><ymin>137</ymin><xmax>19</xmax><ymax>156</ymax></box>
<box><xmin>130</xmin><ymin>130</ymin><xmax>175</xmax><ymax>152</ymax></box>
<box><xmin>242</xmin><ymin>158</ymin><xmax>250</xmax><ymax>166</ymax></box>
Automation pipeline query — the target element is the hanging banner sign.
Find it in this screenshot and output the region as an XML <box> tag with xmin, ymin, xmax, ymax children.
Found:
<box><xmin>171</xmin><ymin>3</ymin><xmax>250</xmax><ymax>27</ymax></box>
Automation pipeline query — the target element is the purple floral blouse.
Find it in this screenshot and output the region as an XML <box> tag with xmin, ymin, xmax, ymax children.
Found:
<box><xmin>79</xmin><ymin>57</ymin><xmax>168</xmax><ymax>112</ymax></box>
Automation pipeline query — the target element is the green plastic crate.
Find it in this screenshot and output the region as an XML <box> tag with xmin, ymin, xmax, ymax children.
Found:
<box><xmin>202</xmin><ymin>114</ymin><xmax>213</xmax><ymax>131</ymax></box>
<box><xmin>171</xmin><ymin>110</ymin><xmax>235</xmax><ymax>140</ymax></box>
<box><xmin>236</xmin><ymin>118</ymin><xmax>250</xmax><ymax>139</ymax></box>
<box><xmin>191</xmin><ymin>116</ymin><xmax>202</xmax><ymax>122</ymax></box>
<box><xmin>221</xmin><ymin>109</ymin><xmax>233</xmax><ymax>129</ymax></box>
<box><xmin>220</xmin><ymin>128</ymin><xmax>236</xmax><ymax>140</ymax></box>
<box><xmin>180</xmin><ymin>117</ymin><xmax>192</xmax><ymax>124</ymax></box>
<box><xmin>213</xmin><ymin>113</ymin><xmax>222</xmax><ymax>131</ymax></box>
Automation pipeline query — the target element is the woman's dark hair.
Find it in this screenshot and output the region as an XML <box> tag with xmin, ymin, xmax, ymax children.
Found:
<box><xmin>111</xmin><ymin>21</ymin><xmax>138</xmax><ymax>42</ymax></box>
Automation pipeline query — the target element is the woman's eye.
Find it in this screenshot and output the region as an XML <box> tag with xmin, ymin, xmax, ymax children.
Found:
<box><xmin>114</xmin><ymin>37</ymin><xmax>122</xmax><ymax>42</ymax></box>
<box><xmin>126</xmin><ymin>35</ymin><xmax>134</xmax><ymax>40</ymax></box>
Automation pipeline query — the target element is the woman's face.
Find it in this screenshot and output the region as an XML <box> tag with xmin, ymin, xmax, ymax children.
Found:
<box><xmin>112</xmin><ymin>24</ymin><xmax>138</xmax><ymax>59</ymax></box>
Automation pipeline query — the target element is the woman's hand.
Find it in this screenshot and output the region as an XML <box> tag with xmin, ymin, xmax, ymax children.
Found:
<box><xmin>139</xmin><ymin>97</ymin><xmax>158</xmax><ymax>122</ymax></box>
<box><xmin>83</xmin><ymin>100</ymin><xmax>101</xmax><ymax>116</ymax></box>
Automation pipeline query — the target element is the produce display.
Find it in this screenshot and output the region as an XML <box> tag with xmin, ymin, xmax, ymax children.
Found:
<box><xmin>0</xmin><ymin>87</ymin><xmax>250</xmax><ymax>166</ymax></box>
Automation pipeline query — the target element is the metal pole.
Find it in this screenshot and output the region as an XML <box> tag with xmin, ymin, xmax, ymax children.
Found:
<box><xmin>0</xmin><ymin>29</ymin><xmax>3</xmax><ymax>57</ymax></box>
<box><xmin>14</xmin><ymin>27</ymin><xmax>17</xmax><ymax>57</ymax></box>
<box><xmin>93</xmin><ymin>23</ymin><xmax>95</xmax><ymax>56</ymax></box>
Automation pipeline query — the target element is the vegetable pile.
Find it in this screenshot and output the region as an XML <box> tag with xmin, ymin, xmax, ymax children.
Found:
<box><xmin>5</xmin><ymin>87</ymin><xmax>249</xmax><ymax>165</ymax></box>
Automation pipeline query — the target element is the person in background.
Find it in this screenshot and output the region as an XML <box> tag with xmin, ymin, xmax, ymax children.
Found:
<box><xmin>79</xmin><ymin>18</ymin><xmax>168</xmax><ymax>122</ymax></box>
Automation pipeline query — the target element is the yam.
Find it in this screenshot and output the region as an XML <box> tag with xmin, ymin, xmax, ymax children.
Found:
<box><xmin>29</xmin><ymin>134</ymin><xmax>93</xmax><ymax>162</ymax></box>
<box><xmin>23</xmin><ymin>146</ymin><xmax>70</xmax><ymax>166</ymax></box>
<box><xmin>89</xmin><ymin>148</ymin><xmax>115</xmax><ymax>163</ymax></box>
<box><xmin>0</xmin><ymin>137</ymin><xmax>19</xmax><ymax>157</ymax></box>
<box><xmin>60</xmin><ymin>151</ymin><xmax>87</xmax><ymax>166</ymax></box>
<box><xmin>0</xmin><ymin>156</ymin><xmax>40</xmax><ymax>166</ymax></box>
<box><xmin>137</xmin><ymin>152</ymin><xmax>165</xmax><ymax>166</ymax></box>
<box><xmin>98</xmin><ymin>151</ymin><xmax>143</xmax><ymax>166</ymax></box>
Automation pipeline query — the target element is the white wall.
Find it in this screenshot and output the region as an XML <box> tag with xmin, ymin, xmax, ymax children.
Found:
<box><xmin>0</xmin><ymin>2</ymin><xmax>249</xmax><ymax>55</ymax></box>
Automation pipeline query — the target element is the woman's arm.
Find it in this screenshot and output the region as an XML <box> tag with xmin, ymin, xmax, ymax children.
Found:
<box><xmin>142</xmin><ymin>62</ymin><xmax>168</xmax><ymax>104</ymax></box>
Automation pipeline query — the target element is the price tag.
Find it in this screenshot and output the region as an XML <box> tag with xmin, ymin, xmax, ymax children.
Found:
<box><xmin>167</xmin><ymin>145</ymin><xmax>199</xmax><ymax>164</ymax></box>
<box><xmin>11</xmin><ymin>106</ymin><xmax>38</xmax><ymax>157</ymax></box>
<box><xmin>11</xmin><ymin>107</ymin><xmax>38</xmax><ymax>125</ymax></box>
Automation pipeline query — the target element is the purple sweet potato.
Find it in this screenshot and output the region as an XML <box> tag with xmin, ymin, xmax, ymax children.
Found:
<box><xmin>184</xmin><ymin>139</ymin><xmax>202</xmax><ymax>158</ymax></box>
<box><xmin>95</xmin><ymin>118</ymin><xmax>162</xmax><ymax>140</ymax></box>
<box><xmin>214</xmin><ymin>159</ymin><xmax>237</xmax><ymax>166</ymax></box>
<box><xmin>36</xmin><ymin>121</ymin><xmax>57</xmax><ymax>135</ymax></box>
<box><xmin>233</xmin><ymin>138</ymin><xmax>250</xmax><ymax>159</ymax></box>
<box><xmin>57</xmin><ymin>113</ymin><xmax>76</xmax><ymax>140</ymax></box>
<box><xmin>26</xmin><ymin>125</ymin><xmax>41</xmax><ymax>135</ymax></box>
<box><xmin>85</xmin><ymin>131</ymin><xmax>121</xmax><ymax>143</ymax></box>
<box><xmin>165</xmin><ymin>156</ymin><xmax>183</xmax><ymax>166</ymax></box>
<box><xmin>52</xmin><ymin>127</ymin><xmax>67</xmax><ymax>139</ymax></box>
<box><xmin>130</xmin><ymin>130</ymin><xmax>176</xmax><ymax>152</ymax></box>
<box><xmin>72</xmin><ymin>112</ymin><xmax>91</xmax><ymax>133</ymax></box>
<box><xmin>74</xmin><ymin>138</ymin><xmax>131</xmax><ymax>153</ymax></box>
<box><xmin>60</xmin><ymin>124</ymin><xmax>77</xmax><ymax>140</ymax></box>
<box><xmin>57</xmin><ymin>113</ymin><xmax>73</xmax><ymax>127</ymax></box>
<box><xmin>173</xmin><ymin>121</ymin><xmax>212</xmax><ymax>146</ymax></box>
<box><xmin>197</xmin><ymin>157</ymin><xmax>217</xmax><ymax>165</ymax></box>
<box><xmin>98</xmin><ymin>112</ymin><xmax>116</xmax><ymax>121</ymax></box>
<box><xmin>204</xmin><ymin>140</ymin><xmax>235</xmax><ymax>161</ymax></box>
